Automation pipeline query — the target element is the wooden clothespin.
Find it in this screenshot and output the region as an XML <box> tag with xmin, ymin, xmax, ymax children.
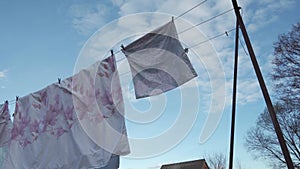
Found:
<box><xmin>121</xmin><ymin>44</ymin><xmax>125</xmax><ymax>51</ymax></box>
<box><xmin>184</xmin><ymin>48</ymin><xmax>189</xmax><ymax>53</ymax></box>
<box><xmin>225</xmin><ymin>31</ymin><xmax>229</xmax><ymax>37</ymax></box>
<box><xmin>111</xmin><ymin>49</ymin><xmax>114</xmax><ymax>56</ymax></box>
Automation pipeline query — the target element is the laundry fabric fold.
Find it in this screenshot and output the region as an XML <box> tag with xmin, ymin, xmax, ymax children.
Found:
<box><xmin>1</xmin><ymin>55</ymin><xmax>130</xmax><ymax>169</ymax></box>
<box><xmin>122</xmin><ymin>20</ymin><xmax>198</xmax><ymax>99</ymax></box>
<box><xmin>0</xmin><ymin>101</ymin><xmax>12</xmax><ymax>146</ymax></box>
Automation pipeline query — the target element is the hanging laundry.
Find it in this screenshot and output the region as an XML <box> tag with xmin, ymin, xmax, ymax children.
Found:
<box><xmin>122</xmin><ymin>20</ymin><xmax>198</xmax><ymax>99</ymax></box>
<box><xmin>2</xmin><ymin>55</ymin><xmax>130</xmax><ymax>169</ymax></box>
<box><xmin>0</xmin><ymin>101</ymin><xmax>12</xmax><ymax>146</ymax></box>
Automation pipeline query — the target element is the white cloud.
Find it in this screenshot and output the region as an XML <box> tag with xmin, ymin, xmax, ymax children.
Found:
<box><xmin>225</xmin><ymin>77</ymin><xmax>262</xmax><ymax>105</ymax></box>
<box><xmin>110</xmin><ymin>0</ymin><xmax>125</xmax><ymax>7</ymax></box>
<box><xmin>238</xmin><ymin>79</ymin><xmax>262</xmax><ymax>104</ymax></box>
<box><xmin>118</xmin><ymin>0</ymin><xmax>161</xmax><ymax>15</ymax></box>
<box><xmin>69</xmin><ymin>3</ymin><xmax>110</xmax><ymax>35</ymax></box>
<box><xmin>0</xmin><ymin>70</ymin><xmax>7</xmax><ymax>79</ymax></box>
<box><xmin>70</xmin><ymin>0</ymin><xmax>294</xmax><ymax>141</ymax></box>
<box><xmin>70</xmin><ymin>0</ymin><xmax>296</xmax><ymax>104</ymax></box>
<box><xmin>0</xmin><ymin>70</ymin><xmax>8</xmax><ymax>90</ymax></box>
<box><xmin>243</xmin><ymin>0</ymin><xmax>296</xmax><ymax>32</ymax></box>
<box><xmin>69</xmin><ymin>0</ymin><xmax>295</xmax><ymax>37</ymax></box>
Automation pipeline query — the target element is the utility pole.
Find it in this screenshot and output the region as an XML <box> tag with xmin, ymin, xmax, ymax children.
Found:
<box><xmin>228</xmin><ymin>18</ymin><xmax>239</xmax><ymax>169</ymax></box>
<box><xmin>230</xmin><ymin>0</ymin><xmax>294</xmax><ymax>168</ymax></box>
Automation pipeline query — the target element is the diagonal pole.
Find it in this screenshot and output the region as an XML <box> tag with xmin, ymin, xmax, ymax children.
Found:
<box><xmin>231</xmin><ymin>0</ymin><xmax>294</xmax><ymax>168</ymax></box>
<box><xmin>228</xmin><ymin>17</ymin><xmax>239</xmax><ymax>169</ymax></box>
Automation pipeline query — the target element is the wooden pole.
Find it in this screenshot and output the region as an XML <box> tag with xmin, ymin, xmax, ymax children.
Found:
<box><xmin>231</xmin><ymin>0</ymin><xmax>294</xmax><ymax>168</ymax></box>
<box><xmin>228</xmin><ymin>18</ymin><xmax>239</xmax><ymax>169</ymax></box>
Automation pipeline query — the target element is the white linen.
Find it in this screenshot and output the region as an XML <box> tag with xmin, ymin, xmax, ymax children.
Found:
<box><xmin>122</xmin><ymin>20</ymin><xmax>198</xmax><ymax>99</ymax></box>
<box><xmin>2</xmin><ymin>55</ymin><xmax>130</xmax><ymax>169</ymax></box>
<box><xmin>0</xmin><ymin>101</ymin><xmax>12</xmax><ymax>147</ymax></box>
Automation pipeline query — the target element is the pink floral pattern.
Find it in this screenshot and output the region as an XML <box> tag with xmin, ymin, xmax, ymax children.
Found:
<box><xmin>2</xmin><ymin>55</ymin><xmax>130</xmax><ymax>169</ymax></box>
<box><xmin>0</xmin><ymin>102</ymin><xmax>10</xmax><ymax>123</ymax></box>
<box><xmin>10</xmin><ymin>55</ymin><xmax>126</xmax><ymax>148</ymax></box>
<box><xmin>0</xmin><ymin>102</ymin><xmax>12</xmax><ymax>146</ymax></box>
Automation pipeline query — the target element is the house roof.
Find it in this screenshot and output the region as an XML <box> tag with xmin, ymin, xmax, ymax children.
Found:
<box><xmin>160</xmin><ymin>159</ymin><xmax>209</xmax><ymax>169</ymax></box>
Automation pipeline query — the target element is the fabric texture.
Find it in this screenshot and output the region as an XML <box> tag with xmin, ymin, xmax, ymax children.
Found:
<box><xmin>0</xmin><ymin>101</ymin><xmax>12</xmax><ymax>146</ymax></box>
<box><xmin>122</xmin><ymin>20</ymin><xmax>198</xmax><ymax>99</ymax></box>
<box><xmin>96</xmin><ymin>155</ymin><xmax>119</xmax><ymax>169</ymax></box>
<box><xmin>2</xmin><ymin>55</ymin><xmax>129</xmax><ymax>169</ymax></box>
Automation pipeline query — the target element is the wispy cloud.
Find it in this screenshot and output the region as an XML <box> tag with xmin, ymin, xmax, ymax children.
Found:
<box><xmin>68</xmin><ymin>0</ymin><xmax>296</xmax><ymax>37</ymax></box>
<box><xmin>0</xmin><ymin>70</ymin><xmax>8</xmax><ymax>89</ymax></box>
<box><xmin>118</xmin><ymin>0</ymin><xmax>161</xmax><ymax>16</ymax></box>
<box><xmin>0</xmin><ymin>70</ymin><xmax>7</xmax><ymax>79</ymax></box>
<box><xmin>69</xmin><ymin>3</ymin><xmax>112</xmax><ymax>35</ymax></box>
<box><xmin>68</xmin><ymin>0</ymin><xmax>296</xmax><ymax>107</ymax></box>
<box><xmin>238</xmin><ymin>79</ymin><xmax>262</xmax><ymax>104</ymax></box>
<box><xmin>69</xmin><ymin>0</ymin><xmax>295</xmax><ymax>143</ymax></box>
<box><xmin>110</xmin><ymin>0</ymin><xmax>125</xmax><ymax>7</ymax></box>
<box><xmin>225</xmin><ymin>78</ymin><xmax>262</xmax><ymax>105</ymax></box>
<box><xmin>243</xmin><ymin>0</ymin><xmax>296</xmax><ymax>32</ymax></box>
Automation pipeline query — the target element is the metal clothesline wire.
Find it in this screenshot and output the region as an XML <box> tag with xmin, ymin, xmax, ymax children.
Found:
<box><xmin>239</xmin><ymin>37</ymin><xmax>248</xmax><ymax>56</ymax></box>
<box><xmin>175</xmin><ymin>0</ymin><xmax>208</xmax><ymax>20</ymax></box>
<box><xmin>5</xmin><ymin>26</ymin><xmax>234</xmax><ymax>106</ymax></box>
<box><xmin>177</xmin><ymin>8</ymin><xmax>234</xmax><ymax>35</ymax></box>
<box><xmin>115</xmin><ymin>8</ymin><xmax>234</xmax><ymax>62</ymax></box>
<box><xmin>118</xmin><ymin>27</ymin><xmax>237</xmax><ymax>78</ymax></box>
<box><xmin>4</xmin><ymin>1</ymin><xmax>234</xmax><ymax>105</ymax></box>
<box><xmin>188</xmin><ymin>27</ymin><xmax>236</xmax><ymax>49</ymax></box>
<box><xmin>112</xmin><ymin>0</ymin><xmax>211</xmax><ymax>62</ymax></box>
<box><xmin>102</xmin><ymin>0</ymin><xmax>233</xmax><ymax>62</ymax></box>
<box><xmin>7</xmin><ymin>100</ymin><xmax>15</xmax><ymax>105</ymax></box>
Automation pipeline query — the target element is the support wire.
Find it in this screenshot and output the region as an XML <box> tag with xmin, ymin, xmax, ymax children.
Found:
<box><xmin>188</xmin><ymin>28</ymin><xmax>236</xmax><ymax>49</ymax></box>
<box><xmin>178</xmin><ymin>8</ymin><xmax>233</xmax><ymax>35</ymax></box>
<box><xmin>174</xmin><ymin>0</ymin><xmax>208</xmax><ymax>20</ymax></box>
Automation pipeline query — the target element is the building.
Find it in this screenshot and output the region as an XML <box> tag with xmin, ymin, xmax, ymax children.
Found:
<box><xmin>160</xmin><ymin>159</ymin><xmax>209</xmax><ymax>169</ymax></box>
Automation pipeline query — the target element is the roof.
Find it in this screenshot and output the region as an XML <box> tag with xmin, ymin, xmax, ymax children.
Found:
<box><xmin>160</xmin><ymin>159</ymin><xmax>209</xmax><ymax>169</ymax></box>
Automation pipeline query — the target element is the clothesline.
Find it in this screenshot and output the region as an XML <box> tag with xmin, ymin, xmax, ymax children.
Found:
<box><xmin>117</xmin><ymin>27</ymin><xmax>237</xmax><ymax>80</ymax></box>
<box><xmin>112</xmin><ymin>0</ymin><xmax>213</xmax><ymax>62</ymax></box>
<box><xmin>178</xmin><ymin>8</ymin><xmax>234</xmax><ymax>35</ymax></box>
<box><xmin>4</xmin><ymin>26</ymin><xmax>236</xmax><ymax>106</ymax></box>
<box><xmin>174</xmin><ymin>0</ymin><xmax>208</xmax><ymax>20</ymax></box>
<box><xmin>4</xmin><ymin>1</ymin><xmax>236</xmax><ymax>105</ymax></box>
<box><xmin>188</xmin><ymin>27</ymin><xmax>236</xmax><ymax>48</ymax></box>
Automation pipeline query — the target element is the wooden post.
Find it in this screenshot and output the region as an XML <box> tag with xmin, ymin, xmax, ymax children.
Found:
<box><xmin>231</xmin><ymin>0</ymin><xmax>294</xmax><ymax>168</ymax></box>
<box><xmin>228</xmin><ymin>18</ymin><xmax>239</xmax><ymax>169</ymax></box>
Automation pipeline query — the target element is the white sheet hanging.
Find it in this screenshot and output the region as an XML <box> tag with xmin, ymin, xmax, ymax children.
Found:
<box><xmin>0</xmin><ymin>101</ymin><xmax>12</xmax><ymax>147</ymax></box>
<box><xmin>2</xmin><ymin>55</ymin><xmax>130</xmax><ymax>169</ymax></box>
<box><xmin>122</xmin><ymin>20</ymin><xmax>198</xmax><ymax>99</ymax></box>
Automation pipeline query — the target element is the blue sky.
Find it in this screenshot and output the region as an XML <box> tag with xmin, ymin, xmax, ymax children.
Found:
<box><xmin>1</xmin><ymin>0</ymin><xmax>300</xmax><ymax>169</ymax></box>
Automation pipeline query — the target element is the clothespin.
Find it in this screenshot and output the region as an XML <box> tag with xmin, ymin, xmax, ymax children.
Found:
<box><xmin>184</xmin><ymin>48</ymin><xmax>189</xmax><ymax>53</ymax></box>
<box><xmin>225</xmin><ymin>31</ymin><xmax>228</xmax><ymax>36</ymax></box>
<box><xmin>58</xmin><ymin>78</ymin><xmax>61</xmax><ymax>84</ymax></box>
<box><xmin>121</xmin><ymin>44</ymin><xmax>125</xmax><ymax>51</ymax></box>
<box><xmin>111</xmin><ymin>49</ymin><xmax>114</xmax><ymax>56</ymax></box>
